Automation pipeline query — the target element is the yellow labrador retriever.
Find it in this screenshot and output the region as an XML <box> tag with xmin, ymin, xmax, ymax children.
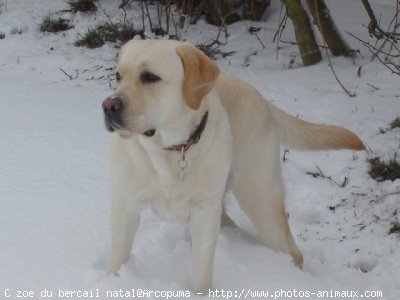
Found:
<box><xmin>102</xmin><ymin>39</ymin><xmax>364</xmax><ymax>292</ymax></box>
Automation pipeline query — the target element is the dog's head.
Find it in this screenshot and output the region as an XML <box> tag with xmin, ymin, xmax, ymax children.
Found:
<box><xmin>102</xmin><ymin>39</ymin><xmax>220</xmax><ymax>141</ymax></box>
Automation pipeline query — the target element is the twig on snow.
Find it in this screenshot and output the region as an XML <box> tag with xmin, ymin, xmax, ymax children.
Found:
<box><xmin>59</xmin><ymin>67</ymin><xmax>75</xmax><ymax>80</ymax></box>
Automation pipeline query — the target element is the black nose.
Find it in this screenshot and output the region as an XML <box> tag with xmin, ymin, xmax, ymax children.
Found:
<box><xmin>102</xmin><ymin>97</ymin><xmax>123</xmax><ymax>114</ymax></box>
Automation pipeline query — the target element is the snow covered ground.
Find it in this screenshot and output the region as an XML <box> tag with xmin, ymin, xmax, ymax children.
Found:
<box><xmin>0</xmin><ymin>0</ymin><xmax>399</xmax><ymax>299</ymax></box>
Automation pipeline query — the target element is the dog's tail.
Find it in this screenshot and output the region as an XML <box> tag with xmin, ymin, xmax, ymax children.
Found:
<box><xmin>267</xmin><ymin>102</ymin><xmax>365</xmax><ymax>151</ymax></box>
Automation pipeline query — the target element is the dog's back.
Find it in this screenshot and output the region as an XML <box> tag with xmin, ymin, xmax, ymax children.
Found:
<box><xmin>216</xmin><ymin>74</ymin><xmax>365</xmax><ymax>152</ymax></box>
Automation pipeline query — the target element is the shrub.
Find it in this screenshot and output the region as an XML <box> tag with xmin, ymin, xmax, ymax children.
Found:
<box><xmin>118</xmin><ymin>24</ymin><xmax>143</xmax><ymax>44</ymax></box>
<box><xmin>96</xmin><ymin>23</ymin><xmax>121</xmax><ymax>43</ymax></box>
<box><xmin>75</xmin><ymin>22</ymin><xmax>142</xmax><ymax>48</ymax></box>
<box><xmin>390</xmin><ymin>117</ymin><xmax>400</xmax><ymax>129</ymax></box>
<box><xmin>75</xmin><ymin>27</ymin><xmax>104</xmax><ymax>48</ymax></box>
<box><xmin>389</xmin><ymin>222</ymin><xmax>400</xmax><ymax>234</ymax></box>
<box><xmin>40</xmin><ymin>15</ymin><xmax>73</xmax><ymax>33</ymax></box>
<box><xmin>66</xmin><ymin>0</ymin><xmax>97</xmax><ymax>13</ymax></box>
<box><xmin>368</xmin><ymin>156</ymin><xmax>400</xmax><ymax>182</ymax></box>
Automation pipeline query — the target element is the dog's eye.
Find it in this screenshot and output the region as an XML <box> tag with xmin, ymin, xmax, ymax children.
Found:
<box><xmin>140</xmin><ymin>71</ymin><xmax>161</xmax><ymax>84</ymax></box>
<box><xmin>116</xmin><ymin>72</ymin><xmax>121</xmax><ymax>82</ymax></box>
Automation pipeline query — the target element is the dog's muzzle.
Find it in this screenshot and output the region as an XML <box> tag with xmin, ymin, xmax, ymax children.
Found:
<box><xmin>102</xmin><ymin>96</ymin><xmax>123</xmax><ymax>132</ymax></box>
<box><xmin>102</xmin><ymin>96</ymin><xmax>156</xmax><ymax>137</ymax></box>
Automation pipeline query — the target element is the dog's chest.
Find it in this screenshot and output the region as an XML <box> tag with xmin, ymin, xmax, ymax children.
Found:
<box><xmin>149</xmin><ymin>186</ymin><xmax>193</xmax><ymax>221</ymax></box>
<box><xmin>137</xmin><ymin>141</ymin><xmax>204</xmax><ymax>221</ymax></box>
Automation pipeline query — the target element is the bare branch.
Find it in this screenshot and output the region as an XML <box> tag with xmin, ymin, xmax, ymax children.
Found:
<box><xmin>361</xmin><ymin>0</ymin><xmax>400</xmax><ymax>40</ymax></box>
<box><xmin>315</xmin><ymin>0</ymin><xmax>356</xmax><ymax>97</ymax></box>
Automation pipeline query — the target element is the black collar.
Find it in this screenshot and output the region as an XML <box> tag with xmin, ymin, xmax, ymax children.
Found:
<box><xmin>163</xmin><ymin>112</ymin><xmax>209</xmax><ymax>152</ymax></box>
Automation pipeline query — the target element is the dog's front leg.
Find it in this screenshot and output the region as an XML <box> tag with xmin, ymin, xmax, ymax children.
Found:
<box><xmin>109</xmin><ymin>193</ymin><xmax>142</xmax><ymax>274</ymax></box>
<box><xmin>189</xmin><ymin>198</ymin><xmax>222</xmax><ymax>294</ymax></box>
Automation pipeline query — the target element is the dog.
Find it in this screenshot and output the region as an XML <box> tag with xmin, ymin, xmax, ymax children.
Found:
<box><xmin>102</xmin><ymin>39</ymin><xmax>365</xmax><ymax>292</ymax></box>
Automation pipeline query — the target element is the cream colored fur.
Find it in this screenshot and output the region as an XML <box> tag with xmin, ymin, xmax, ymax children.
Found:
<box><xmin>105</xmin><ymin>39</ymin><xmax>364</xmax><ymax>293</ymax></box>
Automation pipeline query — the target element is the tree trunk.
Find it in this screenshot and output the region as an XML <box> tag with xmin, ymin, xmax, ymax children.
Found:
<box><xmin>282</xmin><ymin>0</ymin><xmax>322</xmax><ymax>66</ymax></box>
<box><xmin>306</xmin><ymin>0</ymin><xmax>351</xmax><ymax>56</ymax></box>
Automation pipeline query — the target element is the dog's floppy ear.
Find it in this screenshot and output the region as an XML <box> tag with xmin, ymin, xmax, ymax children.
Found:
<box><xmin>176</xmin><ymin>44</ymin><xmax>220</xmax><ymax>110</ymax></box>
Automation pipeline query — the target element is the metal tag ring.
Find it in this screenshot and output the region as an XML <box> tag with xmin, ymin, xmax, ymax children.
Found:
<box><xmin>178</xmin><ymin>159</ymin><xmax>188</xmax><ymax>170</ymax></box>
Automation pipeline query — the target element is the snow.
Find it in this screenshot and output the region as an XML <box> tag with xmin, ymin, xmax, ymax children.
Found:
<box><xmin>0</xmin><ymin>0</ymin><xmax>399</xmax><ymax>299</ymax></box>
